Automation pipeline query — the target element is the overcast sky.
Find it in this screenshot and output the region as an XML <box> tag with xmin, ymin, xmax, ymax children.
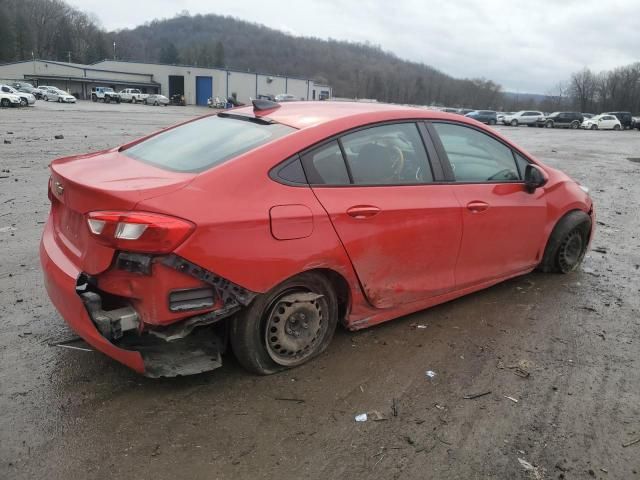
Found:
<box><xmin>73</xmin><ymin>0</ymin><xmax>639</xmax><ymax>93</ymax></box>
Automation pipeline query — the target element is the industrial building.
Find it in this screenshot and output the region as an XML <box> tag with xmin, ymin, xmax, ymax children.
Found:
<box><xmin>0</xmin><ymin>59</ymin><xmax>332</xmax><ymax>105</ymax></box>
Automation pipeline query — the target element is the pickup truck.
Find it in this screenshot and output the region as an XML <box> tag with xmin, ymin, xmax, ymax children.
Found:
<box><xmin>91</xmin><ymin>87</ymin><xmax>121</xmax><ymax>103</ymax></box>
<box><xmin>118</xmin><ymin>88</ymin><xmax>149</xmax><ymax>103</ymax></box>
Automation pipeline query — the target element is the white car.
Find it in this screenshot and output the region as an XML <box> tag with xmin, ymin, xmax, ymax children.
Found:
<box><xmin>0</xmin><ymin>91</ymin><xmax>21</xmax><ymax>108</ymax></box>
<box><xmin>275</xmin><ymin>93</ymin><xmax>297</xmax><ymax>102</ymax></box>
<box><xmin>0</xmin><ymin>84</ymin><xmax>35</xmax><ymax>106</ymax></box>
<box><xmin>43</xmin><ymin>88</ymin><xmax>76</xmax><ymax>103</ymax></box>
<box><xmin>144</xmin><ymin>94</ymin><xmax>169</xmax><ymax>106</ymax></box>
<box><xmin>503</xmin><ymin>111</ymin><xmax>544</xmax><ymax>126</ymax></box>
<box><xmin>581</xmin><ymin>114</ymin><xmax>622</xmax><ymax>130</ymax></box>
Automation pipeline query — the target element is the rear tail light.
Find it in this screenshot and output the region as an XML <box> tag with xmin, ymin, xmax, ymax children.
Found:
<box><xmin>86</xmin><ymin>211</ymin><xmax>195</xmax><ymax>253</ymax></box>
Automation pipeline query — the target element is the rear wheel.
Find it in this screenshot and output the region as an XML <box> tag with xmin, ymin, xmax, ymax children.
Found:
<box><xmin>20</xmin><ymin>98</ymin><xmax>27</xmax><ymax>107</ymax></box>
<box><xmin>154</xmin><ymin>101</ymin><xmax>159</xmax><ymax>106</ymax></box>
<box><xmin>0</xmin><ymin>98</ymin><xmax>9</xmax><ymax>108</ymax></box>
<box><xmin>230</xmin><ymin>272</ymin><xmax>339</xmax><ymax>375</ymax></box>
<box><xmin>613</xmin><ymin>124</ymin><xmax>621</xmax><ymax>131</ymax></box>
<box><xmin>538</xmin><ymin>210</ymin><xmax>591</xmax><ymax>274</ymax></box>
<box><xmin>545</xmin><ymin>121</ymin><xmax>553</xmax><ymax>128</ymax></box>
<box><xmin>571</xmin><ymin>121</ymin><xmax>579</xmax><ymax>129</ymax></box>
<box><xmin>43</xmin><ymin>95</ymin><xmax>48</xmax><ymax>102</ymax></box>
<box><xmin>510</xmin><ymin>119</ymin><xmax>518</xmax><ymax>127</ymax></box>
<box><xmin>91</xmin><ymin>94</ymin><xmax>97</xmax><ymax>102</ymax></box>
<box><xmin>131</xmin><ymin>97</ymin><xmax>136</xmax><ymax>104</ymax></box>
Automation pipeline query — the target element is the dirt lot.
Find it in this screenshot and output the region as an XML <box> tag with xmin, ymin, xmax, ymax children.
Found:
<box><xmin>1</xmin><ymin>101</ymin><xmax>639</xmax><ymax>480</ymax></box>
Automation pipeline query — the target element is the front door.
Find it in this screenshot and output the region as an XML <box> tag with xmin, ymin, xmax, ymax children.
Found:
<box><xmin>430</xmin><ymin>122</ymin><xmax>548</xmax><ymax>288</ymax></box>
<box><xmin>303</xmin><ymin>123</ymin><xmax>462</xmax><ymax>308</ymax></box>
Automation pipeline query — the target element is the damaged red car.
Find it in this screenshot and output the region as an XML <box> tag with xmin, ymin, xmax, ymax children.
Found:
<box><xmin>40</xmin><ymin>100</ymin><xmax>594</xmax><ymax>377</ymax></box>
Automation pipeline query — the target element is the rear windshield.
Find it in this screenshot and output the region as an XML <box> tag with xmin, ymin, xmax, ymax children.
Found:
<box><xmin>124</xmin><ymin>115</ymin><xmax>295</xmax><ymax>172</ymax></box>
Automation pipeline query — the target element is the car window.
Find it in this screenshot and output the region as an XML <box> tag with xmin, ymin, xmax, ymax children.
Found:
<box><xmin>340</xmin><ymin>123</ymin><xmax>433</xmax><ymax>185</ymax></box>
<box><xmin>515</xmin><ymin>153</ymin><xmax>530</xmax><ymax>178</ymax></box>
<box><xmin>301</xmin><ymin>141</ymin><xmax>350</xmax><ymax>185</ymax></box>
<box><xmin>433</xmin><ymin>123</ymin><xmax>521</xmax><ymax>182</ymax></box>
<box><xmin>124</xmin><ymin>115</ymin><xmax>296</xmax><ymax>173</ymax></box>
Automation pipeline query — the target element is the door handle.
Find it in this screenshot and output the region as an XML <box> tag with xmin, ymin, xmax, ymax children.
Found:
<box><xmin>346</xmin><ymin>205</ymin><xmax>381</xmax><ymax>219</ymax></box>
<box><xmin>466</xmin><ymin>201</ymin><xmax>489</xmax><ymax>213</ymax></box>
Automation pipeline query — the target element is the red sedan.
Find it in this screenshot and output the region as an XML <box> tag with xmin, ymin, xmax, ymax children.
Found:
<box><xmin>40</xmin><ymin>100</ymin><xmax>594</xmax><ymax>377</ymax></box>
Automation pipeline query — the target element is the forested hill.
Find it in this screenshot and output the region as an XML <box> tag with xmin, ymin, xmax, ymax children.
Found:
<box><xmin>0</xmin><ymin>0</ymin><xmax>504</xmax><ymax>107</ymax></box>
<box><xmin>112</xmin><ymin>12</ymin><xmax>504</xmax><ymax>107</ymax></box>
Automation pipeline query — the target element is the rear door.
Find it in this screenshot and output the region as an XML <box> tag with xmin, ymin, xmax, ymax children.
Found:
<box><xmin>428</xmin><ymin>121</ymin><xmax>547</xmax><ymax>289</ymax></box>
<box><xmin>305</xmin><ymin>122</ymin><xmax>462</xmax><ymax>308</ymax></box>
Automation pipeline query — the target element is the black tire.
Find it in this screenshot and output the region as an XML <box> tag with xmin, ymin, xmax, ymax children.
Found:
<box><xmin>545</xmin><ymin>121</ymin><xmax>553</xmax><ymax>128</ymax></box>
<box><xmin>57</xmin><ymin>97</ymin><xmax>61</xmax><ymax>103</ymax></box>
<box><xmin>116</xmin><ymin>98</ymin><xmax>121</xmax><ymax>104</ymax></box>
<box><xmin>230</xmin><ymin>271</ymin><xmax>339</xmax><ymax>375</ymax></box>
<box><xmin>154</xmin><ymin>101</ymin><xmax>159</xmax><ymax>106</ymax></box>
<box><xmin>0</xmin><ymin>98</ymin><xmax>9</xmax><ymax>108</ymax></box>
<box><xmin>590</xmin><ymin>124</ymin><xmax>597</xmax><ymax>130</ymax></box>
<box><xmin>91</xmin><ymin>94</ymin><xmax>97</xmax><ymax>102</ymax></box>
<box><xmin>511</xmin><ymin>119</ymin><xmax>518</xmax><ymax>127</ymax></box>
<box><xmin>43</xmin><ymin>95</ymin><xmax>48</xmax><ymax>102</ymax></box>
<box><xmin>613</xmin><ymin>124</ymin><xmax>621</xmax><ymax>131</ymax></box>
<box><xmin>20</xmin><ymin>98</ymin><xmax>27</xmax><ymax>107</ymax></box>
<box><xmin>538</xmin><ymin>210</ymin><xmax>592</xmax><ymax>274</ymax></box>
<box><xmin>131</xmin><ymin>97</ymin><xmax>136</xmax><ymax>104</ymax></box>
<box><xmin>571</xmin><ymin>121</ymin><xmax>579</xmax><ymax>129</ymax></box>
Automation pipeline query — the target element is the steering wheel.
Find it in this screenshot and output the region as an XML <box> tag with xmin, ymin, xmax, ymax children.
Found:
<box><xmin>487</xmin><ymin>168</ymin><xmax>517</xmax><ymax>181</ymax></box>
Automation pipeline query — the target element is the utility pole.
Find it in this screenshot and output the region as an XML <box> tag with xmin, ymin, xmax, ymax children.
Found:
<box><xmin>113</xmin><ymin>41</ymin><xmax>116</xmax><ymax>60</ymax></box>
<box><xmin>67</xmin><ymin>51</ymin><xmax>71</xmax><ymax>63</ymax></box>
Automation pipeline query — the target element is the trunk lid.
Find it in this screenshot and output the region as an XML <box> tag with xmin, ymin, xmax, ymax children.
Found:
<box><xmin>49</xmin><ymin>149</ymin><xmax>194</xmax><ymax>275</ymax></box>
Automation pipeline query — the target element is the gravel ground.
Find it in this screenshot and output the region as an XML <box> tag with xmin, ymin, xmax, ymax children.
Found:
<box><xmin>1</xmin><ymin>101</ymin><xmax>639</xmax><ymax>479</ymax></box>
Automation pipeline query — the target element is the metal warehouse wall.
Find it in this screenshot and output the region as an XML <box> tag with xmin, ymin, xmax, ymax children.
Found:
<box><xmin>256</xmin><ymin>75</ymin><xmax>285</xmax><ymax>98</ymax></box>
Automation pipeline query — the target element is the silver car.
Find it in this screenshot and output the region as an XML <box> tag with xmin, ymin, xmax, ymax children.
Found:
<box><xmin>144</xmin><ymin>94</ymin><xmax>170</xmax><ymax>106</ymax></box>
<box><xmin>43</xmin><ymin>88</ymin><xmax>76</xmax><ymax>103</ymax></box>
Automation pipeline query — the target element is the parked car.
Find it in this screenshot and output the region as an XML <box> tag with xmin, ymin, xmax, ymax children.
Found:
<box><xmin>208</xmin><ymin>96</ymin><xmax>228</xmax><ymax>108</ymax></box>
<box><xmin>465</xmin><ymin>110</ymin><xmax>497</xmax><ymax>125</ymax></box>
<box><xmin>11</xmin><ymin>81</ymin><xmax>37</xmax><ymax>94</ymax></box>
<box><xmin>144</xmin><ymin>94</ymin><xmax>169</xmax><ymax>106</ymax></box>
<box><xmin>91</xmin><ymin>87</ymin><xmax>121</xmax><ymax>103</ymax></box>
<box><xmin>536</xmin><ymin>112</ymin><xmax>583</xmax><ymax>129</ymax></box>
<box><xmin>503</xmin><ymin>111</ymin><xmax>544</xmax><ymax>126</ymax></box>
<box><xmin>582</xmin><ymin>113</ymin><xmax>595</xmax><ymax>120</ymax></box>
<box><xmin>257</xmin><ymin>94</ymin><xmax>276</xmax><ymax>102</ymax></box>
<box><xmin>119</xmin><ymin>88</ymin><xmax>149</xmax><ymax>103</ymax></box>
<box><xmin>40</xmin><ymin>101</ymin><xmax>594</xmax><ymax>377</ymax></box>
<box><xmin>496</xmin><ymin>112</ymin><xmax>513</xmax><ymax>123</ymax></box>
<box><xmin>275</xmin><ymin>93</ymin><xmax>297</xmax><ymax>102</ymax></box>
<box><xmin>0</xmin><ymin>84</ymin><xmax>35</xmax><ymax>106</ymax></box>
<box><xmin>43</xmin><ymin>88</ymin><xmax>76</xmax><ymax>103</ymax></box>
<box><xmin>604</xmin><ymin>111</ymin><xmax>632</xmax><ymax>129</ymax></box>
<box><xmin>0</xmin><ymin>90</ymin><xmax>21</xmax><ymax>107</ymax></box>
<box><xmin>581</xmin><ymin>114</ymin><xmax>622</xmax><ymax>130</ymax></box>
<box><xmin>457</xmin><ymin>108</ymin><xmax>474</xmax><ymax>115</ymax></box>
<box><xmin>632</xmin><ymin>116</ymin><xmax>640</xmax><ymax>130</ymax></box>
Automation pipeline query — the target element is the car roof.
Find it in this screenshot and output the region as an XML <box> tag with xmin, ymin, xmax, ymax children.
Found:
<box><xmin>230</xmin><ymin>101</ymin><xmax>465</xmax><ymax>129</ymax></box>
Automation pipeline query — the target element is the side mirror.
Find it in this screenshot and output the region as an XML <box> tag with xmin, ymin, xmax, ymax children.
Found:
<box><xmin>524</xmin><ymin>164</ymin><xmax>548</xmax><ymax>193</ymax></box>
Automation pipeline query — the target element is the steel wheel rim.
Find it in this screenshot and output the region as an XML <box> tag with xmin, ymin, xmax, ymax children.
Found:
<box><xmin>559</xmin><ymin>230</ymin><xmax>584</xmax><ymax>271</ymax></box>
<box><xmin>263</xmin><ymin>288</ymin><xmax>328</xmax><ymax>366</ymax></box>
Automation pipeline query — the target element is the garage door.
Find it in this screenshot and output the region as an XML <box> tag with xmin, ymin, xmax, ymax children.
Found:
<box><xmin>196</xmin><ymin>76</ymin><xmax>213</xmax><ymax>106</ymax></box>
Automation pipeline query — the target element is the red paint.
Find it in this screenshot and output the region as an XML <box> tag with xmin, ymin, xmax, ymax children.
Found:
<box><xmin>40</xmin><ymin>102</ymin><xmax>594</xmax><ymax>373</ymax></box>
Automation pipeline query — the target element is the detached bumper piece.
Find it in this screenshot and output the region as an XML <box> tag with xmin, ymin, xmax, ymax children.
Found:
<box><xmin>119</xmin><ymin>329</ymin><xmax>223</xmax><ymax>378</ymax></box>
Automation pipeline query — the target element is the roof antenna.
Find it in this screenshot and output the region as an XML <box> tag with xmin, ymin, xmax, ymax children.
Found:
<box><xmin>252</xmin><ymin>98</ymin><xmax>280</xmax><ymax>112</ymax></box>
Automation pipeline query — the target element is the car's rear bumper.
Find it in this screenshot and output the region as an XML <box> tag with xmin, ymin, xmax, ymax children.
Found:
<box><xmin>40</xmin><ymin>218</ymin><xmax>145</xmax><ymax>373</ymax></box>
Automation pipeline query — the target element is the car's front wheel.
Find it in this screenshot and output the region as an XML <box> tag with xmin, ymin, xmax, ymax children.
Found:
<box><xmin>510</xmin><ymin>119</ymin><xmax>518</xmax><ymax>126</ymax></box>
<box><xmin>571</xmin><ymin>121</ymin><xmax>580</xmax><ymax>129</ymax></box>
<box><xmin>0</xmin><ymin>98</ymin><xmax>9</xmax><ymax>108</ymax></box>
<box><xmin>20</xmin><ymin>98</ymin><xmax>27</xmax><ymax>107</ymax></box>
<box><xmin>590</xmin><ymin>124</ymin><xmax>597</xmax><ymax>130</ymax></box>
<box><xmin>131</xmin><ymin>97</ymin><xmax>136</xmax><ymax>104</ymax></box>
<box><xmin>230</xmin><ymin>272</ymin><xmax>339</xmax><ymax>375</ymax></box>
<box><xmin>545</xmin><ymin>121</ymin><xmax>554</xmax><ymax>128</ymax></box>
<box><xmin>43</xmin><ymin>95</ymin><xmax>48</xmax><ymax>101</ymax></box>
<box><xmin>538</xmin><ymin>210</ymin><xmax>592</xmax><ymax>274</ymax></box>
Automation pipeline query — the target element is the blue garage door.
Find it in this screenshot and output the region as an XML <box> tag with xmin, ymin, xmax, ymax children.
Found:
<box><xmin>195</xmin><ymin>76</ymin><xmax>213</xmax><ymax>106</ymax></box>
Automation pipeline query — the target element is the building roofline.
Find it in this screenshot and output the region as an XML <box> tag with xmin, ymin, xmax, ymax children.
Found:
<box><xmin>22</xmin><ymin>73</ymin><xmax>160</xmax><ymax>87</ymax></box>
<box><xmin>0</xmin><ymin>59</ymin><xmax>154</xmax><ymax>80</ymax></box>
<box><xmin>90</xmin><ymin>58</ymin><xmax>324</xmax><ymax>83</ymax></box>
